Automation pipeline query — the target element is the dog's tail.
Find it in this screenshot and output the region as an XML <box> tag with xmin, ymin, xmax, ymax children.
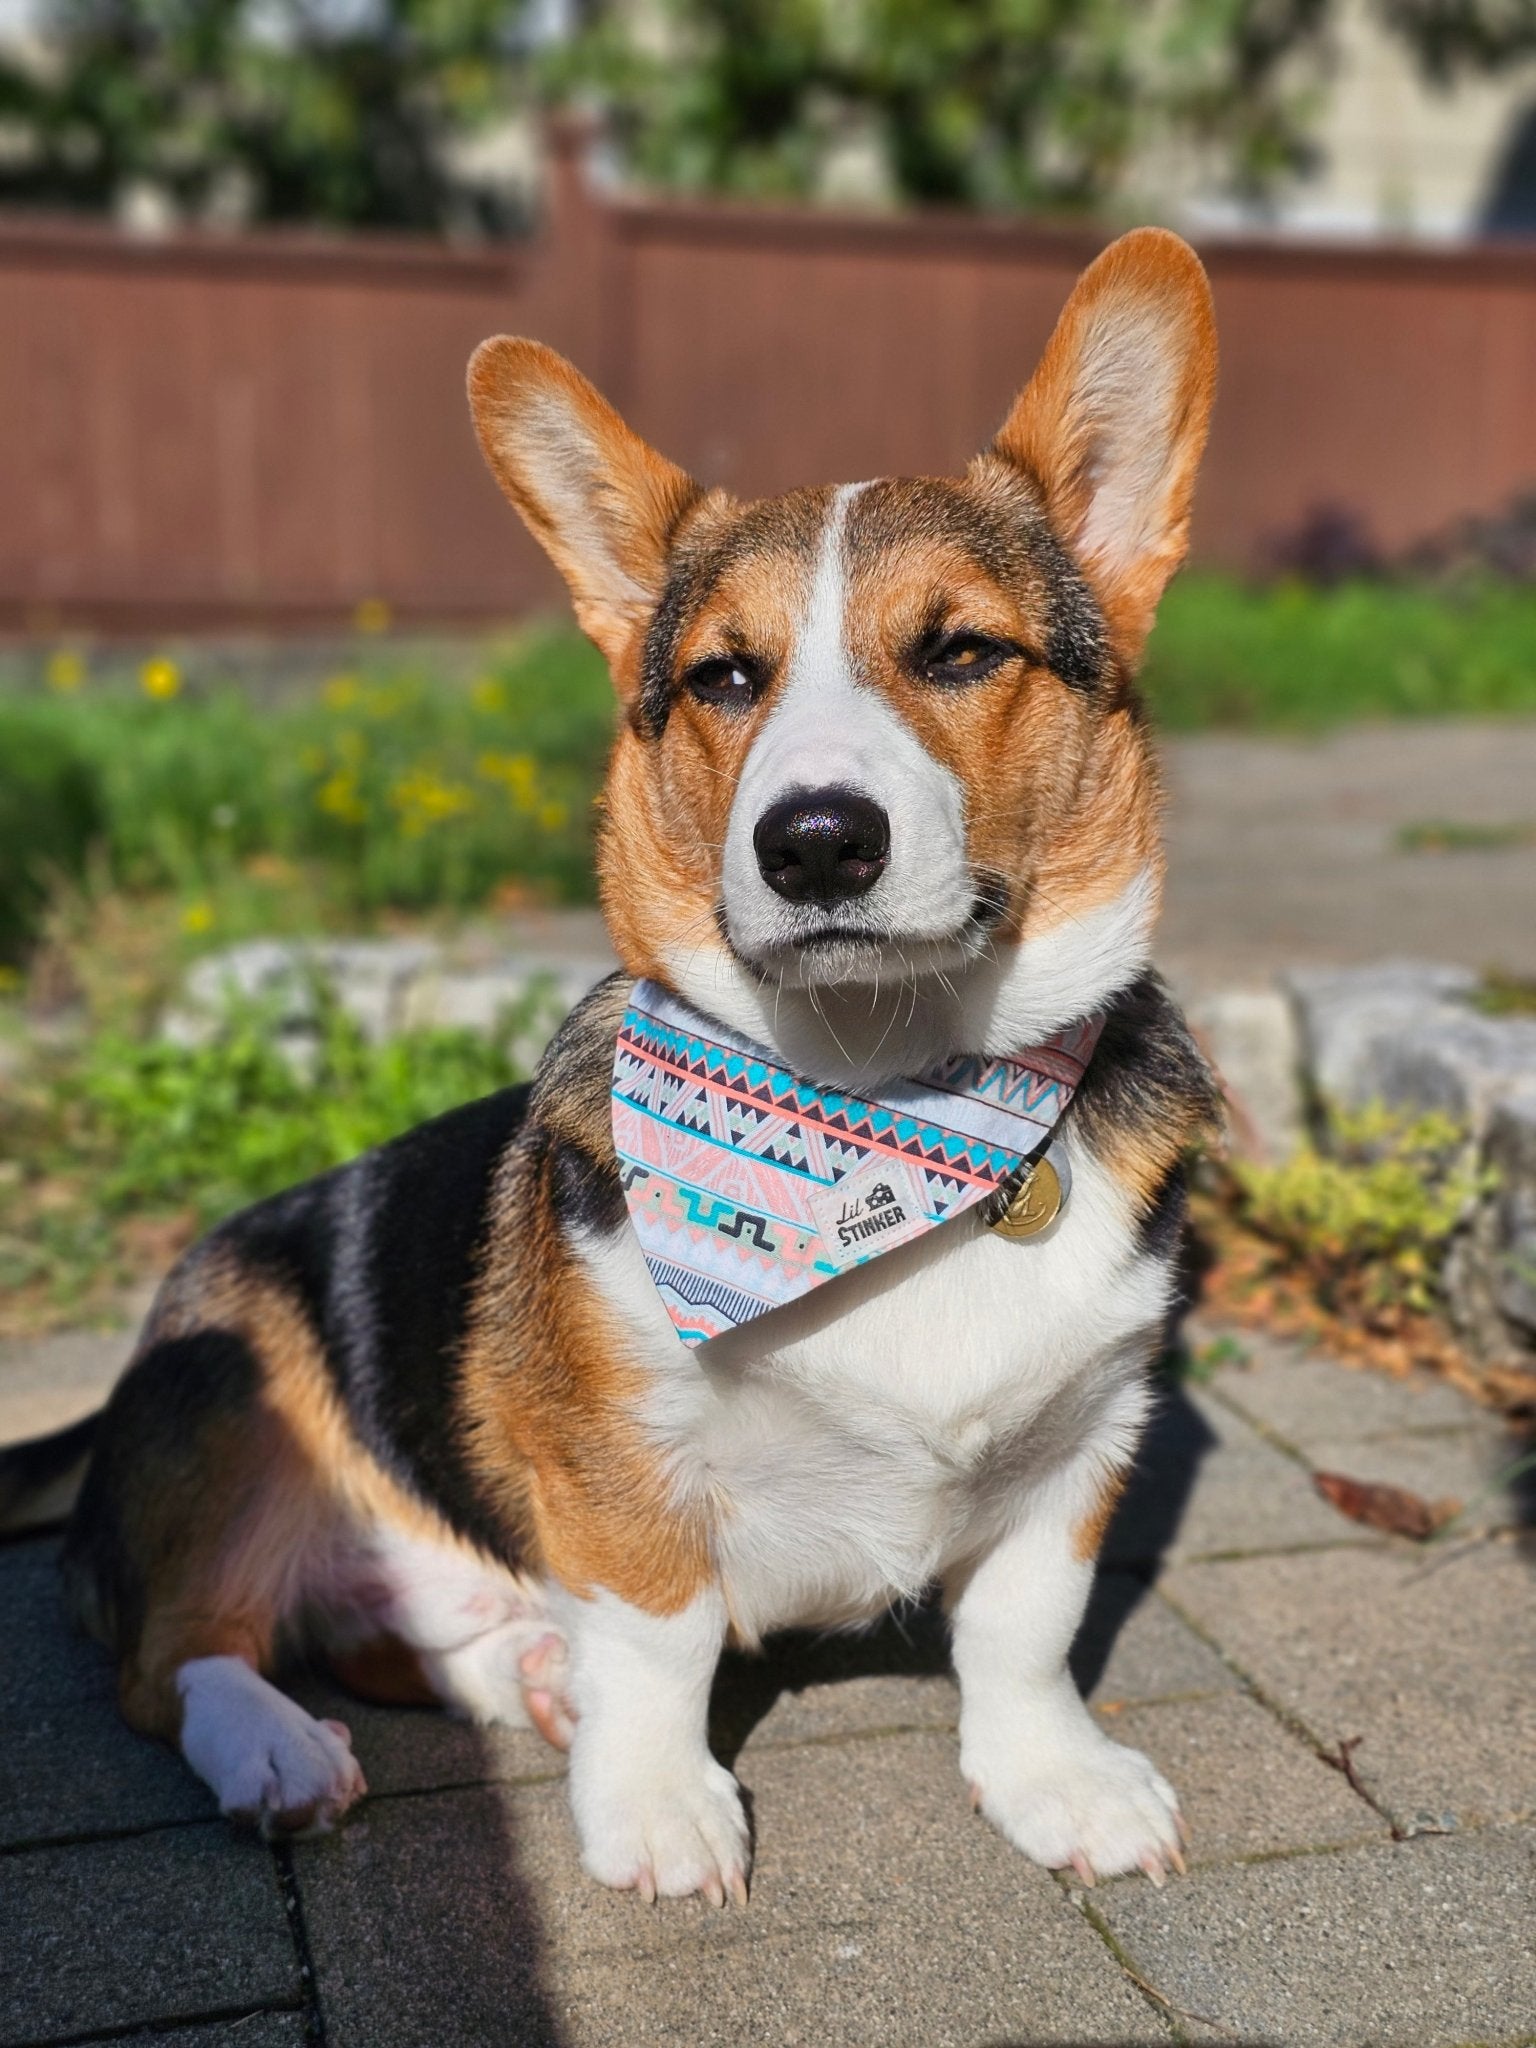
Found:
<box><xmin>0</xmin><ymin>1413</ymin><xmax>99</xmax><ymax>1535</ymax></box>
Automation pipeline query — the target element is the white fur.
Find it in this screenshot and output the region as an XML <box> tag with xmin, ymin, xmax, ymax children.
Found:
<box><xmin>176</xmin><ymin>1655</ymin><xmax>366</xmax><ymax>1836</ymax></box>
<box><xmin>717</xmin><ymin>483</ymin><xmax>973</xmax><ymax>985</ymax></box>
<box><xmin>315</xmin><ymin>1523</ymin><xmax>554</xmax><ymax>1728</ymax></box>
<box><xmin>555</xmin><ymin>1585</ymin><xmax>748</xmax><ymax>1902</ymax></box>
<box><xmin>950</xmin><ymin>1471</ymin><xmax>1182</xmax><ymax>1879</ymax></box>
<box><xmin>571</xmin><ymin>1118</ymin><xmax>1178</xmax><ymax>1886</ymax></box>
<box><xmin>577</xmin><ymin>1130</ymin><xmax>1167</xmax><ymax>1642</ymax></box>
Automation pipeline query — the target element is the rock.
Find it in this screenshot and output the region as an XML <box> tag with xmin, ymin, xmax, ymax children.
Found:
<box><xmin>163</xmin><ymin>937</ymin><xmax>611</xmax><ymax>1070</ymax></box>
<box><xmin>1287</xmin><ymin>961</ymin><xmax>1536</xmax><ymax>1136</ymax></box>
<box><xmin>1188</xmin><ymin>986</ymin><xmax>1305</xmax><ymax>1160</ymax></box>
<box><xmin>1286</xmin><ymin>961</ymin><xmax>1479</xmax><ymax>1110</ymax></box>
<box><xmin>1487</xmin><ymin>1084</ymin><xmax>1536</xmax><ymax>1336</ymax></box>
<box><xmin>169</xmin><ymin>937</ymin><xmax>435</xmax><ymax>1046</ymax></box>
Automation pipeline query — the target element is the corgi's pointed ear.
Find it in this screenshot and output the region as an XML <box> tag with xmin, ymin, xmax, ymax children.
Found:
<box><xmin>468</xmin><ymin>338</ymin><xmax>701</xmax><ymax>666</ymax></box>
<box><xmin>990</xmin><ymin>228</ymin><xmax>1216</xmax><ymax>663</ymax></box>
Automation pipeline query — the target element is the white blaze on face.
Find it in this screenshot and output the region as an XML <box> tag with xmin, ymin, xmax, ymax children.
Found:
<box><xmin>719</xmin><ymin>484</ymin><xmax>974</xmax><ymax>970</ymax></box>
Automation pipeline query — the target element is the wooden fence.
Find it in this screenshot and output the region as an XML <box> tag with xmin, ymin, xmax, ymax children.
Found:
<box><xmin>3</xmin><ymin>124</ymin><xmax>1535</xmax><ymax>635</ymax></box>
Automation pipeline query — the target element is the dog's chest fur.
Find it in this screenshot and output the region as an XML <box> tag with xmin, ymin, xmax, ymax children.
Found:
<box><xmin>575</xmin><ymin>1134</ymin><xmax>1170</xmax><ymax>1641</ymax></box>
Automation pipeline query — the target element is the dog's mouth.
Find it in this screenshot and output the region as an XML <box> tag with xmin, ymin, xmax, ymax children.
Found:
<box><xmin>728</xmin><ymin>877</ymin><xmax>1011</xmax><ymax>990</ymax></box>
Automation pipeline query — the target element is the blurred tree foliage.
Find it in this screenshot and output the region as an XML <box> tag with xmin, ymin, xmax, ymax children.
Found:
<box><xmin>1</xmin><ymin>0</ymin><xmax>1533</xmax><ymax>228</ymax></box>
<box><xmin>557</xmin><ymin>0</ymin><xmax>1536</xmax><ymax>213</ymax></box>
<box><xmin>0</xmin><ymin>0</ymin><xmax>529</xmax><ymax>230</ymax></box>
<box><xmin>556</xmin><ymin>0</ymin><xmax>1333</xmax><ymax>210</ymax></box>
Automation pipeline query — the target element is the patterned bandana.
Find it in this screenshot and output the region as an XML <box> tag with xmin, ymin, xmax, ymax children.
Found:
<box><xmin>612</xmin><ymin>978</ymin><xmax>1102</xmax><ymax>1347</ymax></box>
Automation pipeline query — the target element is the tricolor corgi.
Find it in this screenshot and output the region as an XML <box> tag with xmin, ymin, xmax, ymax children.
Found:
<box><xmin>1</xmin><ymin>228</ymin><xmax>1220</xmax><ymax>1902</ymax></box>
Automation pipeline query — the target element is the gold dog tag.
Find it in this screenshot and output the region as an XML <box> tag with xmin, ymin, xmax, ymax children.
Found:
<box><xmin>987</xmin><ymin>1158</ymin><xmax>1063</xmax><ymax>1240</ymax></box>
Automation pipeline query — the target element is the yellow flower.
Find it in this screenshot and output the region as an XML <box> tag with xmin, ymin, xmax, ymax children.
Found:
<box><xmin>140</xmin><ymin>656</ymin><xmax>182</xmax><ymax>701</ymax></box>
<box><xmin>470</xmin><ymin>676</ymin><xmax>506</xmax><ymax>715</ymax></box>
<box><xmin>322</xmin><ymin>673</ymin><xmax>361</xmax><ymax>711</ymax></box>
<box><xmin>538</xmin><ymin>800</ymin><xmax>569</xmax><ymax>832</ymax></box>
<box><xmin>46</xmin><ymin>649</ymin><xmax>85</xmax><ymax>693</ymax></box>
<box><xmin>389</xmin><ymin>768</ymin><xmax>475</xmax><ymax>835</ymax></box>
<box><xmin>0</xmin><ymin>962</ymin><xmax>22</xmax><ymax>993</ymax></box>
<box><xmin>353</xmin><ymin>597</ymin><xmax>392</xmax><ymax>636</ymax></box>
<box><xmin>180</xmin><ymin>900</ymin><xmax>215</xmax><ymax>935</ymax></box>
<box><xmin>476</xmin><ymin>750</ymin><xmax>539</xmax><ymax>809</ymax></box>
<box><xmin>317</xmin><ymin>772</ymin><xmax>368</xmax><ymax>825</ymax></box>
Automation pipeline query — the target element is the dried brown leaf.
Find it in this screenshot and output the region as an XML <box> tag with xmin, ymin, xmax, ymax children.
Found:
<box><xmin>1312</xmin><ymin>1470</ymin><xmax>1461</xmax><ymax>1541</ymax></box>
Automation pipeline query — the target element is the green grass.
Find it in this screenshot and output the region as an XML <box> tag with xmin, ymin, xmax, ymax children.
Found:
<box><xmin>7</xmin><ymin>576</ymin><xmax>1536</xmax><ymax>966</ymax></box>
<box><xmin>0</xmin><ymin>986</ymin><xmax>554</xmax><ymax>1333</ymax></box>
<box><xmin>1142</xmin><ymin>574</ymin><xmax>1536</xmax><ymax>730</ymax></box>
<box><xmin>0</xmin><ymin>631</ymin><xmax>615</xmax><ymax>962</ymax></box>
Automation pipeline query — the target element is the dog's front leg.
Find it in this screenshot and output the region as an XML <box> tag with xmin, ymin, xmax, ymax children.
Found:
<box><xmin>557</xmin><ymin>1583</ymin><xmax>749</xmax><ymax>1904</ymax></box>
<box><xmin>948</xmin><ymin>1468</ymin><xmax>1184</xmax><ymax>1886</ymax></box>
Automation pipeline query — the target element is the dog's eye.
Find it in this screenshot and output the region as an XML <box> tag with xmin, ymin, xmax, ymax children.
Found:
<box><xmin>684</xmin><ymin>657</ymin><xmax>761</xmax><ymax>707</ymax></box>
<box><xmin>920</xmin><ymin>632</ymin><xmax>1016</xmax><ymax>687</ymax></box>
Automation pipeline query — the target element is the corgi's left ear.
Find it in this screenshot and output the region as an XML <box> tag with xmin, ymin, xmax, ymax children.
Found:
<box><xmin>990</xmin><ymin>228</ymin><xmax>1217</xmax><ymax>663</ymax></box>
<box><xmin>468</xmin><ymin>338</ymin><xmax>701</xmax><ymax>668</ymax></box>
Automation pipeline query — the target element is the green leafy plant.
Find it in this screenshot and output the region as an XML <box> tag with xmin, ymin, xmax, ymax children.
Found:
<box><xmin>0</xmin><ymin>981</ymin><xmax>560</xmax><ymax>1330</ymax></box>
<box><xmin>0</xmin><ymin>635</ymin><xmax>615</xmax><ymax>962</ymax></box>
<box><xmin>1232</xmin><ymin>1102</ymin><xmax>1485</xmax><ymax>1316</ymax></box>
<box><xmin>0</xmin><ymin>0</ymin><xmax>532</xmax><ymax>230</ymax></box>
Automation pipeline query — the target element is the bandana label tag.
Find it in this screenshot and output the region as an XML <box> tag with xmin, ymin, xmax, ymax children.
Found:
<box><xmin>808</xmin><ymin>1157</ymin><xmax>930</xmax><ymax>1272</ymax></box>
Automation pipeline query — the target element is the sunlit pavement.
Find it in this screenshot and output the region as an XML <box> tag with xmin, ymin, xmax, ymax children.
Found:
<box><xmin>3</xmin><ymin>1321</ymin><xmax>1532</xmax><ymax>2047</ymax></box>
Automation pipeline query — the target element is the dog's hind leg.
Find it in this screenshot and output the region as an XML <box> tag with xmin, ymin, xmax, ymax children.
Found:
<box><xmin>63</xmin><ymin>1313</ymin><xmax>367</xmax><ymax>1836</ymax></box>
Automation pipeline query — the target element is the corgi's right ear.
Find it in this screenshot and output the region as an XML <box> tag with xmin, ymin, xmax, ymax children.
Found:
<box><xmin>468</xmin><ymin>339</ymin><xmax>701</xmax><ymax>667</ymax></box>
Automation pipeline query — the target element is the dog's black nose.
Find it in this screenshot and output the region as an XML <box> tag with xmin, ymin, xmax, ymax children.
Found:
<box><xmin>753</xmin><ymin>788</ymin><xmax>890</xmax><ymax>903</ymax></box>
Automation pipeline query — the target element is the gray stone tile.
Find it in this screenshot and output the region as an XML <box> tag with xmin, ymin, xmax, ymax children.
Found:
<box><xmin>0</xmin><ymin>1538</ymin><xmax>115</xmax><ymax>1714</ymax></box>
<box><xmin>1095</xmin><ymin>1694</ymin><xmax>1385</xmax><ymax>1867</ymax></box>
<box><xmin>0</xmin><ymin>1700</ymin><xmax>216</xmax><ymax>1846</ymax></box>
<box><xmin>298</xmin><ymin>1733</ymin><xmax>1166</xmax><ymax>2047</ymax></box>
<box><xmin>0</xmin><ymin>1539</ymin><xmax>215</xmax><ymax>1845</ymax></box>
<box><xmin>1301</xmin><ymin>1428</ymin><xmax>1524</xmax><ymax>1536</ymax></box>
<box><xmin>0</xmin><ymin>1325</ymin><xmax>132</xmax><ymax>1441</ymax></box>
<box><xmin>1075</xmin><ymin>1575</ymin><xmax>1238</xmax><ymax>1708</ymax></box>
<box><xmin>73</xmin><ymin>2019</ymin><xmax>310</xmax><ymax>2046</ymax></box>
<box><xmin>1209</xmin><ymin>1340</ymin><xmax>1481</xmax><ymax>1448</ymax></box>
<box><xmin>288</xmin><ymin>1675</ymin><xmax>562</xmax><ymax>1801</ymax></box>
<box><xmin>0</xmin><ymin>1825</ymin><xmax>299</xmax><ymax>2045</ymax></box>
<box><xmin>1097</xmin><ymin>1826</ymin><xmax>1536</xmax><ymax>2046</ymax></box>
<box><xmin>1107</xmin><ymin>1384</ymin><xmax>1358</xmax><ymax>1566</ymax></box>
<box><xmin>714</xmin><ymin>1601</ymin><xmax>957</xmax><ymax>1760</ymax></box>
<box><xmin>1161</xmin><ymin>1542</ymin><xmax>1536</xmax><ymax>1832</ymax></box>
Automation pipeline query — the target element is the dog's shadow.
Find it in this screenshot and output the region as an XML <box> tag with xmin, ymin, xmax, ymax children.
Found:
<box><xmin>708</xmin><ymin>1365</ymin><xmax>1217</xmax><ymax>1767</ymax></box>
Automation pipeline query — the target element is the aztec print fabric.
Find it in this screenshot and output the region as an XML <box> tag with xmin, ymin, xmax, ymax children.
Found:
<box><xmin>612</xmin><ymin>978</ymin><xmax>1102</xmax><ymax>1346</ymax></box>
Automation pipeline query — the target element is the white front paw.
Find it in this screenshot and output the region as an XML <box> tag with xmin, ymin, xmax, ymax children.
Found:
<box><xmin>572</xmin><ymin>1753</ymin><xmax>751</xmax><ymax>1905</ymax></box>
<box><xmin>967</xmin><ymin>1724</ymin><xmax>1184</xmax><ymax>1885</ymax></box>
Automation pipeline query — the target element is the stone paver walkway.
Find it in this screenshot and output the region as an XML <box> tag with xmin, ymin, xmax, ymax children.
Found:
<box><xmin>2</xmin><ymin>1324</ymin><xmax>1532</xmax><ymax>2046</ymax></box>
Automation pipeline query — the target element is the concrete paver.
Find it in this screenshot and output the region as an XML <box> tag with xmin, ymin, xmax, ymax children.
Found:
<box><xmin>3</xmin><ymin>1333</ymin><xmax>1532</xmax><ymax>2046</ymax></box>
<box><xmin>67</xmin><ymin>2020</ymin><xmax>310</xmax><ymax>2047</ymax></box>
<box><xmin>1161</xmin><ymin>1541</ymin><xmax>1536</xmax><ymax>1833</ymax></box>
<box><xmin>1208</xmin><ymin>1336</ymin><xmax>1485</xmax><ymax>1445</ymax></box>
<box><xmin>1098</xmin><ymin>1693</ymin><xmax>1385</xmax><ymax>1866</ymax></box>
<box><xmin>0</xmin><ymin>1825</ymin><xmax>300</xmax><ymax>2046</ymax></box>
<box><xmin>296</xmin><ymin>1733</ymin><xmax>1168</xmax><ymax>2048</ymax></box>
<box><xmin>1106</xmin><ymin>1383</ymin><xmax>1358</xmax><ymax>1566</ymax></box>
<box><xmin>0</xmin><ymin>1540</ymin><xmax>215</xmax><ymax>1846</ymax></box>
<box><xmin>1158</xmin><ymin>720</ymin><xmax>1536</xmax><ymax>994</ymax></box>
<box><xmin>1097</xmin><ymin>1826</ymin><xmax>1536</xmax><ymax>2047</ymax></box>
<box><xmin>0</xmin><ymin>1324</ymin><xmax>137</xmax><ymax>1442</ymax></box>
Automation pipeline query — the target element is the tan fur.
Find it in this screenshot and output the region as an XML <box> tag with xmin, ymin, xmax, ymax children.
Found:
<box><xmin>1072</xmin><ymin>1466</ymin><xmax>1131</xmax><ymax>1565</ymax></box>
<box><xmin>468</xmin><ymin>338</ymin><xmax>703</xmax><ymax>673</ymax></box>
<box><xmin>991</xmin><ymin>229</ymin><xmax>1217</xmax><ymax>665</ymax></box>
<box><xmin>457</xmin><ymin>981</ymin><xmax>715</xmax><ymax>1614</ymax></box>
<box><xmin>105</xmin><ymin>1261</ymin><xmax>489</xmax><ymax>1738</ymax></box>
